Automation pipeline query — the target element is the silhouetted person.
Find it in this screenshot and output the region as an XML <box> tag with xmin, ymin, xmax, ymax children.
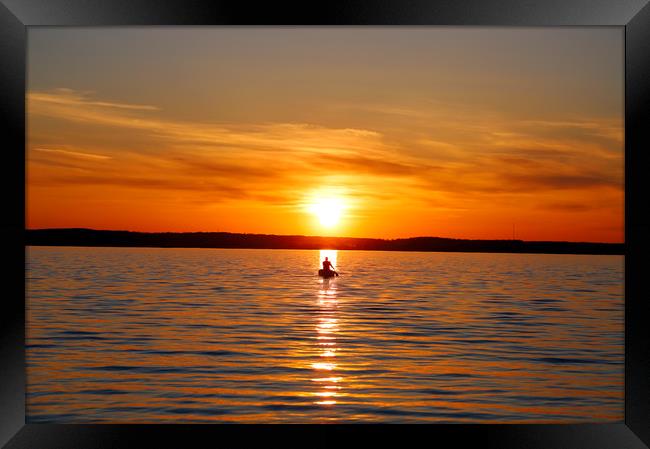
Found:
<box><xmin>322</xmin><ymin>257</ymin><xmax>338</xmax><ymax>276</ymax></box>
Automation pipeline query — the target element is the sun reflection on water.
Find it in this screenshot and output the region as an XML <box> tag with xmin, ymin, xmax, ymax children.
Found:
<box><xmin>312</xmin><ymin>250</ymin><xmax>342</xmax><ymax>406</ymax></box>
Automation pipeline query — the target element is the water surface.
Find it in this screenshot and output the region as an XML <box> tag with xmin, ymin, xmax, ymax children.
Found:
<box><xmin>27</xmin><ymin>246</ymin><xmax>623</xmax><ymax>423</ymax></box>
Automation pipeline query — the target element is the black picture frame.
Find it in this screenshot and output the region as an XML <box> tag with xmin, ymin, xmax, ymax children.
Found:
<box><xmin>1</xmin><ymin>1</ymin><xmax>649</xmax><ymax>447</ymax></box>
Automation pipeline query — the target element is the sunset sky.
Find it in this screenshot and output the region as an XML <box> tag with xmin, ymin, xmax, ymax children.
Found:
<box><xmin>27</xmin><ymin>28</ymin><xmax>623</xmax><ymax>242</ymax></box>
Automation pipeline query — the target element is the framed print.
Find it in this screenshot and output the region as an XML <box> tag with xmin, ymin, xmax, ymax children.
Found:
<box><xmin>1</xmin><ymin>0</ymin><xmax>649</xmax><ymax>447</ymax></box>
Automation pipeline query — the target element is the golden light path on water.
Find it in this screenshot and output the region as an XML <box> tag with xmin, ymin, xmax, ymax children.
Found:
<box><xmin>312</xmin><ymin>250</ymin><xmax>341</xmax><ymax>406</ymax></box>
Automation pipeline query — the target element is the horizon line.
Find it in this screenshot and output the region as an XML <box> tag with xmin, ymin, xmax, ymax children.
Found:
<box><xmin>26</xmin><ymin>227</ymin><xmax>624</xmax><ymax>246</ymax></box>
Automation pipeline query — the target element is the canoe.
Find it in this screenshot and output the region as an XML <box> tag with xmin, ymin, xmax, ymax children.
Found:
<box><xmin>318</xmin><ymin>269</ymin><xmax>337</xmax><ymax>278</ymax></box>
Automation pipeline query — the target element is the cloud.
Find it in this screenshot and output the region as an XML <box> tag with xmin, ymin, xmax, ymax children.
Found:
<box><xmin>310</xmin><ymin>153</ymin><xmax>425</xmax><ymax>177</ymax></box>
<box><xmin>518</xmin><ymin>118</ymin><xmax>623</xmax><ymax>142</ymax></box>
<box><xmin>42</xmin><ymin>173</ymin><xmax>243</xmax><ymax>193</ymax></box>
<box><xmin>502</xmin><ymin>172</ymin><xmax>620</xmax><ymax>191</ymax></box>
<box><xmin>28</xmin><ymin>89</ymin><xmax>384</xmax><ymax>157</ymax></box>
<box><xmin>27</xmin><ymin>88</ymin><xmax>410</xmax><ymax>204</ymax></box>
<box><xmin>33</xmin><ymin>148</ymin><xmax>112</xmax><ymax>160</ymax></box>
<box><xmin>29</xmin><ymin>89</ymin><xmax>159</xmax><ymax>111</ymax></box>
<box><xmin>537</xmin><ymin>201</ymin><xmax>596</xmax><ymax>212</ymax></box>
<box><xmin>28</xmin><ymin>88</ymin><xmax>624</xmax><ymax>213</ymax></box>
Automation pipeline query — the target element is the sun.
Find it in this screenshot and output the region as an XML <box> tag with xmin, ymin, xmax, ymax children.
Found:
<box><xmin>309</xmin><ymin>198</ymin><xmax>344</xmax><ymax>228</ymax></box>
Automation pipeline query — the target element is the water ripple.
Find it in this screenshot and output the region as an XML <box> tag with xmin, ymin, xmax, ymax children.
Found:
<box><xmin>27</xmin><ymin>247</ymin><xmax>623</xmax><ymax>423</ymax></box>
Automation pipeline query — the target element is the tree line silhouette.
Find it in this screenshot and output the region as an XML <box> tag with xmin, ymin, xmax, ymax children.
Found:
<box><xmin>26</xmin><ymin>228</ymin><xmax>624</xmax><ymax>255</ymax></box>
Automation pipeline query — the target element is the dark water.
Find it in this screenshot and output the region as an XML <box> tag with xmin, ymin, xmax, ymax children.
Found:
<box><xmin>26</xmin><ymin>246</ymin><xmax>623</xmax><ymax>423</ymax></box>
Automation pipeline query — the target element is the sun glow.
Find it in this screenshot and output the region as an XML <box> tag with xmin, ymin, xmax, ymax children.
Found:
<box><xmin>308</xmin><ymin>197</ymin><xmax>344</xmax><ymax>228</ymax></box>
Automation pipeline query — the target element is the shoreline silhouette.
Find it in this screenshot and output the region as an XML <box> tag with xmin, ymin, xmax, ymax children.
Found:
<box><xmin>26</xmin><ymin>228</ymin><xmax>624</xmax><ymax>255</ymax></box>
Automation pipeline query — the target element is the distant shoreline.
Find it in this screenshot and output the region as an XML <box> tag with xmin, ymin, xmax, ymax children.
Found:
<box><xmin>26</xmin><ymin>229</ymin><xmax>625</xmax><ymax>255</ymax></box>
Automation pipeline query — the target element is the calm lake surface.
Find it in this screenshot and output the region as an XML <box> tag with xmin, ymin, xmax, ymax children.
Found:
<box><xmin>26</xmin><ymin>246</ymin><xmax>624</xmax><ymax>423</ymax></box>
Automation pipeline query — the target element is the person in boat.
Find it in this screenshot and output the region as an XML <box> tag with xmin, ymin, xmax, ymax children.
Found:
<box><xmin>322</xmin><ymin>257</ymin><xmax>338</xmax><ymax>276</ymax></box>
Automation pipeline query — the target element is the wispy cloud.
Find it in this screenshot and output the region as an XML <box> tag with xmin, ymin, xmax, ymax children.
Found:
<box><xmin>28</xmin><ymin>88</ymin><xmax>623</xmax><ymax>217</ymax></box>
<box><xmin>29</xmin><ymin>88</ymin><xmax>159</xmax><ymax>111</ymax></box>
<box><xmin>33</xmin><ymin>148</ymin><xmax>112</xmax><ymax>160</ymax></box>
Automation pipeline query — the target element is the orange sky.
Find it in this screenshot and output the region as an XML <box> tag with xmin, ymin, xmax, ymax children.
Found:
<box><xmin>27</xmin><ymin>28</ymin><xmax>624</xmax><ymax>242</ymax></box>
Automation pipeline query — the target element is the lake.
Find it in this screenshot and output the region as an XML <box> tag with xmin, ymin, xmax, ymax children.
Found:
<box><xmin>26</xmin><ymin>246</ymin><xmax>624</xmax><ymax>423</ymax></box>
